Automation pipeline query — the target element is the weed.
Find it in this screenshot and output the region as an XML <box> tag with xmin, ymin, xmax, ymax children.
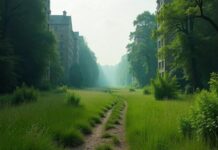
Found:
<box><xmin>67</xmin><ymin>92</ymin><xmax>80</xmax><ymax>106</ymax></box>
<box><xmin>143</xmin><ymin>86</ymin><xmax>151</xmax><ymax>95</ymax></box>
<box><xmin>96</xmin><ymin>144</ymin><xmax>113</xmax><ymax>150</ymax></box>
<box><xmin>102</xmin><ymin>132</ymin><xmax>113</xmax><ymax>138</ymax></box>
<box><xmin>54</xmin><ymin>129</ymin><xmax>84</xmax><ymax>147</ymax></box>
<box><xmin>76</xmin><ymin>123</ymin><xmax>92</xmax><ymax>135</ymax></box>
<box><xmin>11</xmin><ymin>83</ymin><xmax>38</xmax><ymax>105</ymax></box>
<box><xmin>112</xmin><ymin>136</ymin><xmax>120</xmax><ymax>146</ymax></box>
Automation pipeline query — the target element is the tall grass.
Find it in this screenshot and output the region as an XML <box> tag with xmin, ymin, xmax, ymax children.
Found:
<box><xmin>119</xmin><ymin>90</ymin><xmax>211</xmax><ymax>150</ymax></box>
<box><xmin>0</xmin><ymin>89</ymin><xmax>114</xmax><ymax>149</ymax></box>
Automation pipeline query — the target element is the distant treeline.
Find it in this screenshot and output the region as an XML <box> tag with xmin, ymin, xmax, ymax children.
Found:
<box><xmin>0</xmin><ymin>0</ymin><xmax>98</xmax><ymax>93</ymax></box>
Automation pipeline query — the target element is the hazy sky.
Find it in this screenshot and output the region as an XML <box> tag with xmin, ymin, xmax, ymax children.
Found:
<box><xmin>51</xmin><ymin>0</ymin><xmax>156</xmax><ymax>65</ymax></box>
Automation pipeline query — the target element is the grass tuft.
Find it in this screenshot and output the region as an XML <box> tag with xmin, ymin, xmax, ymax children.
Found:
<box><xmin>96</xmin><ymin>144</ymin><xmax>113</xmax><ymax>150</ymax></box>
<box><xmin>54</xmin><ymin>129</ymin><xmax>84</xmax><ymax>147</ymax></box>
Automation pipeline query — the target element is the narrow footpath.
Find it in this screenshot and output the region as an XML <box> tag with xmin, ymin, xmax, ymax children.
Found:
<box><xmin>73</xmin><ymin>98</ymin><xmax>128</xmax><ymax>150</ymax></box>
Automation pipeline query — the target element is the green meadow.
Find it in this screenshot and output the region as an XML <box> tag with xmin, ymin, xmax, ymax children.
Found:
<box><xmin>0</xmin><ymin>89</ymin><xmax>215</xmax><ymax>149</ymax></box>
<box><xmin>0</xmin><ymin>89</ymin><xmax>115</xmax><ymax>150</ymax></box>
<box><xmin>118</xmin><ymin>90</ymin><xmax>211</xmax><ymax>150</ymax></box>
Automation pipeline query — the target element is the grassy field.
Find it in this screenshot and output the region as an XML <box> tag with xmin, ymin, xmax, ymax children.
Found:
<box><xmin>0</xmin><ymin>89</ymin><xmax>115</xmax><ymax>150</ymax></box>
<box><xmin>117</xmin><ymin>89</ymin><xmax>211</xmax><ymax>150</ymax></box>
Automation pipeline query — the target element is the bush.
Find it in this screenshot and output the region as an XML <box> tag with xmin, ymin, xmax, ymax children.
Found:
<box><xmin>11</xmin><ymin>84</ymin><xmax>38</xmax><ymax>105</ymax></box>
<box><xmin>180</xmin><ymin>73</ymin><xmax>218</xmax><ymax>145</ymax></box>
<box><xmin>209</xmin><ymin>72</ymin><xmax>218</xmax><ymax>95</ymax></box>
<box><xmin>143</xmin><ymin>86</ymin><xmax>151</xmax><ymax>95</ymax></box>
<box><xmin>54</xmin><ymin>129</ymin><xmax>84</xmax><ymax>147</ymax></box>
<box><xmin>129</xmin><ymin>88</ymin><xmax>135</xmax><ymax>92</ymax></box>
<box><xmin>185</xmin><ymin>91</ymin><xmax>218</xmax><ymax>143</ymax></box>
<box><xmin>67</xmin><ymin>92</ymin><xmax>80</xmax><ymax>106</ymax></box>
<box><xmin>151</xmin><ymin>74</ymin><xmax>179</xmax><ymax>100</ymax></box>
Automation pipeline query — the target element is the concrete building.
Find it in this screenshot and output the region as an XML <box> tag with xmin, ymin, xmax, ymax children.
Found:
<box><xmin>156</xmin><ymin>0</ymin><xmax>171</xmax><ymax>76</ymax></box>
<box><xmin>49</xmin><ymin>11</ymin><xmax>79</xmax><ymax>83</ymax></box>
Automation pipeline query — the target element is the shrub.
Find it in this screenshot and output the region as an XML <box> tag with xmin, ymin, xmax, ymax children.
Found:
<box><xmin>129</xmin><ymin>88</ymin><xmax>135</xmax><ymax>92</ymax></box>
<box><xmin>76</xmin><ymin>123</ymin><xmax>92</xmax><ymax>135</ymax></box>
<box><xmin>180</xmin><ymin>73</ymin><xmax>218</xmax><ymax>145</ymax></box>
<box><xmin>193</xmin><ymin>91</ymin><xmax>218</xmax><ymax>143</ymax></box>
<box><xmin>11</xmin><ymin>84</ymin><xmax>38</xmax><ymax>105</ymax></box>
<box><xmin>209</xmin><ymin>72</ymin><xmax>218</xmax><ymax>95</ymax></box>
<box><xmin>180</xmin><ymin>116</ymin><xmax>193</xmax><ymax>138</ymax></box>
<box><xmin>54</xmin><ymin>129</ymin><xmax>84</xmax><ymax>147</ymax></box>
<box><xmin>143</xmin><ymin>86</ymin><xmax>151</xmax><ymax>95</ymax></box>
<box><xmin>67</xmin><ymin>92</ymin><xmax>80</xmax><ymax>106</ymax></box>
<box><xmin>151</xmin><ymin>74</ymin><xmax>179</xmax><ymax>100</ymax></box>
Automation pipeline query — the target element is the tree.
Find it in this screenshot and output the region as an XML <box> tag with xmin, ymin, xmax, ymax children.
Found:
<box><xmin>0</xmin><ymin>0</ymin><xmax>60</xmax><ymax>88</ymax></box>
<box><xmin>127</xmin><ymin>11</ymin><xmax>157</xmax><ymax>87</ymax></box>
<box><xmin>157</xmin><ymin>0</ymin><xmax>218</xmax><ymax>89</ymax></box>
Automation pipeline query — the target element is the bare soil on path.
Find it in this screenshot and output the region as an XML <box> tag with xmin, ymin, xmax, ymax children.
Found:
<box><xmin>72</xmin><ymin>100</ymin><xmax>128</xmax><ymax>150</ymax></box>
<box><xmin>72</xmin><ymin>109</ymin><xmax>112</xmax><ymax>150</ymax></box>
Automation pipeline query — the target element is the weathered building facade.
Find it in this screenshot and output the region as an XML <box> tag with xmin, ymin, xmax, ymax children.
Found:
<box><xmin>49</xmin><ymin>11</ymin><xmax>79</xmax><ymax>83</ymax></box>
<box><xmin>156</xmin><ymin>0</ymin><xmax>171</xmax><ymax>76</ymax></box>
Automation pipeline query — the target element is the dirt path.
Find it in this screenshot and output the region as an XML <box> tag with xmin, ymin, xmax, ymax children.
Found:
<box><xmin>73</xmin><ymin>109</ymin><xmax>112</xmax><ymax>150</ymax></box>
<box><xmin>73</xmin><ymin>99</ymin><xmax>128</xmax><ymax>150</ymax></box>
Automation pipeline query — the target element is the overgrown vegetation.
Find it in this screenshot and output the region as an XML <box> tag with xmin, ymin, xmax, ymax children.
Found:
<box><xmin>120</xmin><ymin>89</ymin><xmax>211</xmax><ymax>150</ymax></box>
<box><xmin>143</xmin><ymin>86</ymin><xmax>151</xmax><ymax>95</ymax></box>
<box><xmin>67</xmin><ymin>92</ymin><xmax>81</xmax><ymax>106</ymax></box>
<box><xmin>11</xmin><ymin>84</ymin><xmax>38</xmax><ymax>105</ymax></box>
<box><xmin>151</xmin><ymin>74</ymin><xmax>179</xmax><ymax>100</ymax></box>
<box><xmin>180</xmin><ymin>73</ymin><xmax>218</xmax><ymax>146</ymax></box>
<box><xmin>0</xmin><ymin>89</ymin><xmax>114</xmax><ymax>149</ymax></box>
<box><xmin>105</xmin><ymin>99</ymin><xmax>124</xmax><ymax>130</ymax></box>
<box><xmin>54</xmin><ymin>129</ymin><xmax>84</xmax><ymax>147</ymax></box>
<box><xmin>96</xmin><ymin>144</ymin><xmax>113</xmax><ymax>150</ymax></box>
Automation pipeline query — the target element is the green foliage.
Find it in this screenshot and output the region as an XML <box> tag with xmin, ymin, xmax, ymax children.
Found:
<box><xmin>96</xmin><ymin>144</ymin><xmax>113</xmax><ymax>150</ymax></box>
<box><xmin>77</xmin><ymin>36</ymin><xmax>99</xmax><ymax>87</ymax></box>
<box><xmin>209</xmin><ymin>72</ymin><xmax>218</xmax><ymax>95</ymax></box>
<box><xmin>180</xmin><ymin>74</ymin><xmax>218</xmax><ymax>145</ymax></box>
<box><xmin>143</xmin><ymin>86</ymin><xmax>152</xmax><ymax>95</ymax></box>
<box><xmin>67</xmin><ymin>92</ymin><xmax>80</xmax><ymax>106</ymax></box>
<box><xmin>112</xmin><ymin>136</ymin><xmax>120</xmax><ymax>146</ymax></box>
<box><xmin>152</xmin><ymin>74</ymin><xmax>179</xmax><ymax>100</ymax></box>
<box><xmin>11</xmin><ymin>84</ymin><xmax>38</xmax><ymax>105</ymax></box>
<box><xmin>0</xmin><ymin>90</ymin><xmax>114</xmax><ymax>149</ymax></box>
<box><xmin>105</xmin><ymin>100</ymin><xmax>124</xmax><ymax>130</ymax></box>
<box><xmin>180</xmin><ymin>91</ymin><xmax>218</xmax><ymax>145</ymax></box>
<box><xmin>129</xmin><ymin>88</ymin><xmax>135</xmax><ymax>92</ymax></box>
<box><xmin>76</xmin><ymin>123</ymin><xmax>92</xmax><ymax>135</ymax></box>
<box><xmin>157</xmin><ymin>0</ymin><xmax>218</xmax><ymax>89</ymax></box>
<box><xmin>127</xmin><ymin>11</ymin><xmax>157</xmax><ymax>87</ymax></box>
<box><xmin>180</xmin><ymin>116</ymin><xmax>193</xmax><ymax>138</ymax></box>
<box><xmin>0</xmin><ymin>0</ymin><xmax>62</xmax><ymax>92</ymax></box>
<box><xmin>54</xmin><ymin>129</ymin><xmax>84</xmax><ymax>147</ymax></box>
<box><xmin>121</xmin><ymin>90</ymin><xmax>210</xmax><ymax>150</ymax></box>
